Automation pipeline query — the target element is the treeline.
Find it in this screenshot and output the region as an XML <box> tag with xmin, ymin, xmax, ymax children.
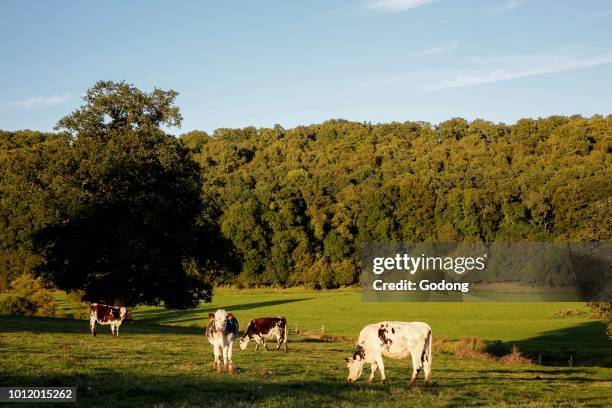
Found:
<box><xmin>1</xmin><ymin>108</ymin><xmax>611</xmax><ymax>292</ymax></box>
<box><xmin>180</xmin><ymin>115</ymin><xmax>611</xmax><ymax>288</ymax></box>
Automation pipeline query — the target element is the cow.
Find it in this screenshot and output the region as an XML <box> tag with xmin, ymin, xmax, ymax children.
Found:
<box><xmin>239</xmin><ymin>317</ymin><xmax>288</xmax><ymax>352</ymax></box>
<box><xmin>345</xmin><ymin>321</ymin><xmax>432</xmax><ymax>386</ymax></box>
<box><xmin>206</xmin><ymin>309</ymin><xmax>239</xmax><ymax>373</ymax></box>
<box><xmin>89</xmin><ymin>303</ymin><xmax>128</xmax><ymax>338</ymax></box>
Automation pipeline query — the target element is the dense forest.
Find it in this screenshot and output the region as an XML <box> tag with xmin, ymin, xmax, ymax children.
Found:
<box><xmin>185</xmin><ymin>115</ymin><xmax>611</xmax><ymax>288</ymax></box>
<box><xmin>1</xmin><ymin>89</ymin><xmax>611</xmax><ymax>294</ymax></box>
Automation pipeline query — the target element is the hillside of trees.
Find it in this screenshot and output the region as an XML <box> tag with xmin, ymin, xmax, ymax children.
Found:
<box><xmin>182</xmin><ymin>115</ymin><xmax>611</xmax><ymax>288</ymax></box>
<box><xmin>1</xmin><ymin>107</ymin><xmax>611</xmax><ymax>291</ymax></box>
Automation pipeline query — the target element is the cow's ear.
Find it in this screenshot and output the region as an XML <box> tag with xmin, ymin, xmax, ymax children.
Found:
<box><xmin>208</xmin><ymin>313</ymin><xmax>214</xmax><ymax>320</ymax></box>
<box><xmin>227</xmin><ymin>313</ymin><xmax>234</xmax><ymax>320</ymax></box>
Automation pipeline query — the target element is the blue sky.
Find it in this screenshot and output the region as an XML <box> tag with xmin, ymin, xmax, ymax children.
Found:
<box><xmin>1</xmin><ymin>0</ymin><xmax>612</xmax><ymax>134</ymax></box>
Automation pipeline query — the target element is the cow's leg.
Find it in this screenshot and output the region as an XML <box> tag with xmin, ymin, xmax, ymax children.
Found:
<box><xmin>222</xmin><ymin>345</ymin><xmax>229</xmax><ymax>369</ymax></box>
<box><xmin>227</xmin><ymin>339</ymin><xmax>235</xmax><ymax>374</ymax></box>
<box><xmin>283</xmin><ymin>330</ymin><xmax>288</xmax><ymax>353</ymax></box>
<box><xmin>255</xmin><ymin>342</ymin><xmax>259</xmax><ymax>351</ymax></box>
<box><xmin>408</xmin><ymin>341</ymin><xmax>427</xmax><ymax>386</ymax></box>
<box><xmin>213</xmin><ymin>344</ymin><xmax>222</xmax><ymax>372</ymax></box>
<box><xmin>423</xmin><ymin>334</ymin><xmax>432</xmax><ymax>385</ymax></box>
<box><xmin>275</xmin><ymin>334</ymin><xmax>282</xmax><ymax>351</ymax></box>
<box><xmin>408</xmin><ymin>350</ymin><xmax>423</xmax><ymax>386</ymax></box>
<box><xmin>115</xmin><ymin>323</ymin><xmax>120</xmax><ymax>338</ymax></box>
<box><xmin>89</xmin><ymin>317</ymin><xmax>97</xmax><ymax>337</ymax></box>
<box><xmin>260</xmin><ymin>336</ymin><xmax>268</xmax><ymax>351</ymax></box>
<box><xmin>110</xmin><ymin>323</ymin><xmax>116</xmax><ymax>337</ymax></box>
<box><xmin>423</xmin><ymin>356</ymin><xmax>432</xmax><ymax>386</ymax></box>
<box><xmin>375</xmin><ymin>355</ymin><xmax>386</xmax><ymax>384</ymax></box>
<box><xmin>368</xmin><ymin>362</ymin><xmax>378</xmax><ymax>384</ymax></box>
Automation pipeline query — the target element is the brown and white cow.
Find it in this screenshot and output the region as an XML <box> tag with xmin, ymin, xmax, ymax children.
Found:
<box><xmin>206</xmin><ymin>309</ymin><xmax>239</xmax><ymax>372</ymax></box>
<box><xmin>89</xmin><ymin>303</ymin><xmax>128</xmax><ymax>337</ymax></box>
<box><xmin>345</xmin><ymin>321</ymin><xmax>432</xmax><ymax>385</ymax></box>
<box><xmin>239</xmin><ymin>317</ymin><xmax>288</xmax><ymax>352</ymax></box>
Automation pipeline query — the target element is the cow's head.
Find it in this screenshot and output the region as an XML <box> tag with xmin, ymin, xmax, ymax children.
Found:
<box><xmin>239</xmin><ymin>335</ymin><xmax>250</xmax><ymax>350</ymax></box>
<box><xmin>345</xmin><ymin>344</ymin><xmax>366</xmax><ymax>382</ymax></box>
<box><xmin>344</xmin><ymin>356</ymin><xmax>365</xmax><ymax>382</ymax></box>
<box><xmin>119</xmin><ymin>307</ymin><xmax>128</xmax><ymax>321</ymax></box>
<box><xmin>209</xmin><ymin>309</ymin><xmax>232</xmax><ymax>334</ymax></box>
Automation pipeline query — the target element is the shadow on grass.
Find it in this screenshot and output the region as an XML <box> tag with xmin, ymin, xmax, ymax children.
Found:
<box><xmin>0</xmin><ymin>367</ymin><xmax>606</xmax><ymax>407</ymax></box>
<box><xmin>444</xmin><ymin>375</ymin><xmax>609</xmax><ymax>383</ymax></box>
<box><xmin>485</xmin><ymin>321</ymin><xmax>612</xmax><ymax>367</ymax></box>
<box><xmin>441</xmin><ymin>367</ymin><xmax>598</xmax><ymax>375</ymax></box>
<box><xmin>132</xmin><ymin>298</ymin><xmax>314</xmax><ymax>325</ymax></box>
<box><xmin>0</xmin><ymin>372</ymin><xmax>359</xmax><ymax>408</ymax></box>
<box><xmin>0</xmin><ymin>315</ymin><xmax>355</xmax><ymax>342</ymax></box>
<box><xmin>0</xmin><ymin>315</ymin><xmax>203</xmax><ymax>336</ymax></box>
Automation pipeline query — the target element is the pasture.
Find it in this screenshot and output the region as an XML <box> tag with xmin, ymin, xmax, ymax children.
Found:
<box><xmin>1</xmin><ymin>288</ymin><xmax>611</xmax><ymax>407</ymax></box>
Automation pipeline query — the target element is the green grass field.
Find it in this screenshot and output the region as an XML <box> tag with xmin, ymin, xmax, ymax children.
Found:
<box><xmin>1</xmin><ymin>288</ymin><xmax>611</xmax><ymax>407</ymax></box>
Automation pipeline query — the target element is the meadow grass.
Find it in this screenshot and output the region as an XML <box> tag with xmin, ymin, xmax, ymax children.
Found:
<box><xmin>134</xmin><ymin>288</ymin><xmax>610</xmax><ymax>365</ymax></box>
<box><xmin>0</xmin><ymin>288</ymin><xmax>611</xmax><ymax>407</ymax></box>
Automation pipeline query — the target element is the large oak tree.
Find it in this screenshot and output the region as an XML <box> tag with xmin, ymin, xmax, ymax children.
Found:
<box><xmin>32</xmin><ymin>81</ymin><xmax>212</xmax><ymax>308</ymax></box>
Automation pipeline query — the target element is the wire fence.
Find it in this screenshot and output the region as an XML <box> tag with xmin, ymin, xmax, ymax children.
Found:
<box><xmin>291</xmin><ymin>323</ymin><xmax>354</xmax><ymax>343</ymax></box>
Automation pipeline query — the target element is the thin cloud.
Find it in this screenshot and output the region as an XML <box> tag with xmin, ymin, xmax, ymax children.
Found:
<box><xmin>489</xmin><ymin>0</ymin><xmax>527</xmax><ymax>14</ymax></box>
<box><xmin>423</xmin><ymin>52</ymin><xmax>612</xmax><ymax>91</ymax></box>
<box><xmin>406</xmin><ymin>42</ymin><xmax>459</xmax><ymax>58</ymax></box>
<box><xmin>365</xmin><ymin>0</ymin><xmax>438</xmax><ymax>13</ymax></box>
<box><xmin>356</xmin><ymin>50</ymin><xmax>612</xmax><ymax>94</ymax></box>
<box><xmin>1</xmin><ymin>93</ymin><xmax>70</xmax><ymax>109</ymax></box>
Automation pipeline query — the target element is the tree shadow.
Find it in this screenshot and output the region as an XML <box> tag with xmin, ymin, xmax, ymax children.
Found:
<box><xmin>0</xmin><ymin>315</ymin><xmax>203</xmax><ymax>336</ymax></box>
<box><xmin>132</xmin><ymin>297</ymin><xmax>313</xmax><ymax>325</ymax></box>
<box><xmin>457</xmin><ymin>368</ymin><xmax>598</xmax><ymax>375</ymax></box>
<box><xmin>485</xmin><ymin>321</ymin><xmax>612</xmax><ymax>367</ymax></box>
<box><xmin>0</xmin><ymin>372</ymin><xmax>358</xmax><ymax>408</ymax></box>
<box><xmin>443</xmin><ymin>375</ymin><xmax>609</xmax><ymax>384</ymax></box>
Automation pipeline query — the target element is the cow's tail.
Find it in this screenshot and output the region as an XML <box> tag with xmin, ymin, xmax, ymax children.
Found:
<box><xmin>279</xmin><ymin>316</ymin><xmax>288</xmax><ymax>352</ymax></box>
<box><xmin>281</xmin><ymin>316</ymin><xmax>288</xmax><ymax>344</ymax></box>
<box><xmin>422</xmin><ymin>328</ymin><xmax>432</xmax><ymax>384</ymax></box>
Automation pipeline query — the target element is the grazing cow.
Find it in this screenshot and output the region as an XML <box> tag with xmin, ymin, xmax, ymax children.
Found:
<box><xmin>89</xmin><ymin>303</ymin><xmax>128</xmax><ymax>338</ymax></box>
<box><xmin>239</xmin><ymin>317</ymin><xmax>288</xmax><ymax>352</ymax></box>
<box><xmin>206</xmin><ymin>309</ymin><xmax>239</xmax><ymax>372</ymax></box>
<box><xmin>345</xmin><ymin>321</ymin><xmax>432</xmax><ymax>385</ymax></box>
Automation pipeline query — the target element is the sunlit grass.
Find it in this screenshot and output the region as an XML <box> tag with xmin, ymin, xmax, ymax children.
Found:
<box><xmin>2</xmin><ymin>289</ymin><xmax>610</xmax><ymax>407</ymax></box>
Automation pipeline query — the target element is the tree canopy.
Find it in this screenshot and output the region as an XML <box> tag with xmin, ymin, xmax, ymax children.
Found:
<box><xmin>1</xmin><ymin>81</ymin><xmax>216</xmax><ymax>307</ymax></box>
<box><xmin>1</xmin><ymin>86</ymin><xmax>610</xmax><ymax>294</ymax></box>
<box><xmin>183</xmin><ymin>116</ymin><xmax>611</xmax><ymax>288</ymax></box>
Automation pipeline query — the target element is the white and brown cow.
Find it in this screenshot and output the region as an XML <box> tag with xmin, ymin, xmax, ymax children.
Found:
<box><xmin>239</xmin><ymin>317</ymin><xmax>288</xmax><ymax>352</ymax></box>
<box><xmin>206</xmin><ymin>309</ymin><xmax>239</xmax><ymax>373</ymax></box>
<box><xmin>345</xmin><ymin>321</ymin><xmax>432</xmax><ymax>385</ymax></box>
<box><xmin>89</xmin><ymin>303</ymin><xmax>128</xmax><ymax>337</ymax></box>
